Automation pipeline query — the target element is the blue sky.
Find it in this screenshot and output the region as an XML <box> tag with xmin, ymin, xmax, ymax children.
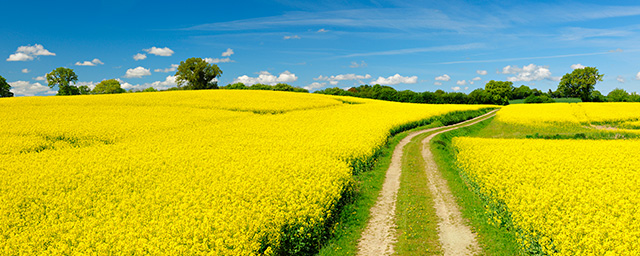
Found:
<box><xmin>3</xmin><ymin>0</ymin><xmax>640</xmax><ymax>96</ymax></box>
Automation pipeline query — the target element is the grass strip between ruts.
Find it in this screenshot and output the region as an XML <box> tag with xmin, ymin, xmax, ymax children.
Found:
<box><xmin>317</xmin><ymin>109</ymin><xmax>495</xmax><ymax>256</ymax></box>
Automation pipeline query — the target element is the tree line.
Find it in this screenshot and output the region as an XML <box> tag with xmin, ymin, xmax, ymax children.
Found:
<box><xmin>314</xmin><ymin>67</ymin><xmax>640</xmax><ymax>104</ymax></box>
<box><xmin>2</xmin><ymin>63</ymin><xmax>640</xmax><ymax>104</ymax></box>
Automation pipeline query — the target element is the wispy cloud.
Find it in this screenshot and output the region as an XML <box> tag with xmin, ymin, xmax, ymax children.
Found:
<box><xmin>184</xmin><ymin>8</ymin><xmax>501</xmax><ymax>33</ymax></box>
<box><xmin>340</xmin><ymin>43</ymin><xmax>483</xmax><ymax>58</ymax></box>
<box><xmin>438</xmin><ymin>50</ymin><xmax>631</xmax><ymax>64</ymax></box>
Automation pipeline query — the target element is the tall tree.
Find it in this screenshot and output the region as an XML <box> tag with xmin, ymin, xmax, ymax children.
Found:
<box><xmin>174</xmin><ymin>57</ymin><xmax>222</xmax><ymax>90</ymax></box>
<box><xmin>557</xmin><ymin>67</ymin><xmax>603</xmax><ymax>102</ymax></box>
<box><xmin>485</xmin><ymin>80</ymin><xmax>513</xmax><ymax>105</ymax></box>
<box><xmin>607</xmin><ymin>88</ymin><xmax>630</xmax><ymax>102</ymax></box>
<box><xmin>93</xmin><ymin>79</ymin><xmax>126</xmax><ymax>94</ymax></box>
<box><xmin>0</xmin><ymin>75</ymin><xmax>14</xmax><ymax>97</ymax></box>
<box><xmin>47</xmin><ymin>67</ymin><xmax>79</xmax><ymax>95</ymax></box>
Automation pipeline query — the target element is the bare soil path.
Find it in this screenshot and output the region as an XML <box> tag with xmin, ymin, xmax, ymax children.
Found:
<box><xmin>357</xmin><ymin>110</ymin><xmax>497</xmax><ymax>256</ymax></box>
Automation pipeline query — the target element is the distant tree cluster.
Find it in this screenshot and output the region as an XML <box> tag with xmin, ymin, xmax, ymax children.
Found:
<box><xmin>314</xmin><ymin>81</ymin><xmax>529</xmax><ymax>105</ymax></box>
<box><xmin>0</xmin><ymin>75</ymin><xmax>13</xmax><ymax>97</ymax></box>
<box><xmin>221</xmin><ymin>82</ymin><xmax>309</xmax><ymax>93</ymax></box>
<box><xmin>5</xmin><ymin>63</ymin><xmax>640</xmax><ymax>104</ymax></box>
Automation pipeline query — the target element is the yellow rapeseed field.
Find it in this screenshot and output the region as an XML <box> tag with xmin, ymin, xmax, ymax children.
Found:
<box><xmin>495</xmin><ymin>102</ymin><xmax>640</xmax><ymax>126</ymax></box>
<box><xmin>454</xmin><ymin>138</ymin><xmax>640</xmax><ymax>255</ymax></box>
<box><xmin>0</xmin><ymin>90</ymin><xmax>489</xmax><ymax>255</ymax></box>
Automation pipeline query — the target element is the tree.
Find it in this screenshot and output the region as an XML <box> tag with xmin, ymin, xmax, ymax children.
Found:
<box><xmin>512</xmin><ymin>85</ymin><xmax>532</xmax><ymax>100</ymax></box>
<box><xmin>224</xmin><ymin>82</ymin><xmax>247</xmax><ymax>90</ymax></box>
<box><xmin>273</xmin><ymin>83</ymin><xmax>294</xmax><ymax>91</ymax></box>
<box><xmin>607</xmin><ymin>88</ymin><xmax>629</xmax><ymax>102</ymax></box>
<box><xmin>47</xmin><ymin>67</ymin><xmax>79</xmax><ymax>95</ymax></box>
<box><xmin>93</xmin><ymin>79</ymin><xmax>126</xmax><ymax>94</ymax></box>
<box><xmin>590</xmin><ymin>90</ymin><xmax>606</xmax><ymax>102</ymax></box>
<box><xmin>142</xmin><ymin>87</ymin><xmax>158</xmax><ymax>92</ymax></box>
<box><xmin>0</xmin><ymin>75</ymin><xmax>13</xmax><ymax>97</ymax></box>
<box><xmin>485</xmin><ymin>80</ymin><xmax>513</xmax><ymax>105</ymax></box>
<box><xmin>557</xmin><ymin>67</ymin><xmax>603</xmax><ymax>102</ymax></box>
<box><xmin>524</xmin><ymin>94</ymin><xmax>555</xmax><ymax>104</ymax></box>
<box><xmin>78</xmin><ymin>85</ymin><xmax>92</xmax><ymax>95</ymax></box>
<box><xmin>468</xmin><ymin>88</ymin><xmax>492</xmax><ymax>104</ymax></box>
<box><xmin>175</xmin><ymin>57</ymin><xmax>222</xmax><ymax>90</ymax></box>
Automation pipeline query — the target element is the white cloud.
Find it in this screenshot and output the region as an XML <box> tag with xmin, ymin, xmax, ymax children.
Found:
<box><xmin>149</xmin><ymin>75</ymin><xmax>177</xmax><ymax>89</ymax></box>
<box><xmin>76</xmin><ymin>81</ymin><xmax>97</xmax><ymax>90</ymax></box>
<box><xmin>636</xmin><ymin>72</ymin><xmax>640</xmax><ymax>80</ymax></box>
<box><xmin>464</xmin><ymin>86</ymin><xmax>469</xmax><ymax>90</ymax></box>
<box><xmin>233</xmin><ymin>71</ymin><xmax>298</xmax><ymax>85</ymax></box>
<box><xmin>501</xmin><ymin>64</ymin><xmax>560</xmax><ymax>82</ymax></box>
<box><xmin>154</xmin><ymin>64</ymin><xmax>179</xmax><ymax>73</ymax></box>
<box><xmin>124</xmin><ymin>66</ymin><xmax>151</xmax><ymax>78</ymax></box>
<box><xmin>435</xmin><ymin>74</ymin><xmax>451</xmax><ymax>81</ymax></box>
<box><xmin>571</xmin><ymin>63</ymin><xmax>586</xmax><ymax>69</ymax></box>
<box><xmin>21</xmin><ymin>69</ymin><xmax>30</xmax><ymax>73</ymax></box>
<box><xmin>33</xmin><ymin>75</ymin><xmax>46</xmax><ymax>81</ymax></box>
<box><xmin>283</xmin><ymin>35</ymin><xmax>301</xmax><ymax>40</ymax></box>
<box><xmin>9</xmin><ymin>81</ymin><xmax>56</xmax><ymax>96</ymax></box>
<box><xmin>315</xmin><ymin>74</ymin><xmax>371</xmax><ymax>81</ymax></box>
<box><xmin>221</xmin><ymin>48</ymin><xmax>234</xmax><ymax>57</ymax></box>
<box><xmin>451</xmin><ymin>86</ymin><xmax>461</xmax><ymax>91</ymax></box>
<box><xmin>477</xmin><ymin>70</ymin><xmax>488</xmax><ymax>75</ymax></box>
<box><xmin>75</xmin><ymin>58</ymin><xmax>104</xmax><ymax>66</ymax></box>
<box><xmin>350</xmin><ymin>61</ymin><xmax>367</xmax><ymax>68</ymax></box>
<box><xmin>314</xmin><ymin>73</ymin><xmax>371</xmax><ymax>87</ymax></box>
<box><xmin>371</xmin><ymin>74</ymin><xmax>418</xmax><ymax>85</ymax></box>
<box><xmin>133</xmin><ymin>53</ymin><xmax>147</xmax><ymax>61</ymax></box>
<box><xmin>434</xmin><ymin>82</ymin><xmax>442</xmax><ymax>86</ymax></box>
<box><xmin>456</xmin><ymin>80</ymin><xmax>467</xmax><ymax>85</ymax></box>
<box><xmin>7</xmin><ymin>44</ymin><xmax>55</xmax><ymax>61</ymax></box>
<box><xmin>205</xmin><ymin>57</ymin><xmax>233</xmax><ymax>64</ymax></box>
<box><xmin>472</xmin><ymin>76</ymin><xmax>482</xmax><ymax>81</ymax></box>
<box><xmin>304</xmin><ymin>82</ymin><xmax>326</xmax><ymax>91</ymax></box>
<box><xmin>118</xmin><ymin>76</ymin><xmax>177</xmax><ymax>91</ymax></box>
<box><xmin>617</xmin><ymin>75</ymin><xmax>625</xmax><ymax>83</ymax></box>
<box><xmin>7</xmin><ymin>53</ymin><xmax>33</xmax><ymax>61</ymax></box>
<box><xmin>317</xmin><ymin>28</ymin><xmax>328</xmax><ymax>33</ymax></box>
<box><xmin>144</xmin><ymin>47</ymin><xmax>174</xmax><ymax>56</ymax></box>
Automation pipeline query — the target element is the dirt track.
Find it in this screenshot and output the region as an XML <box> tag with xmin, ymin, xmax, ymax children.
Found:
<box><xmin>357</xmin><ymin>110</ymin><xmax>497</xmax><ymax>256</ymax></box>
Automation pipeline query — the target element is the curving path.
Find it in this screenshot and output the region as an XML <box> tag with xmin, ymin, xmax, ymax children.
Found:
<box><xmin>357</xmin><ymin>109</ymin><xmax>497</xmax><ymax>256</ymax></box>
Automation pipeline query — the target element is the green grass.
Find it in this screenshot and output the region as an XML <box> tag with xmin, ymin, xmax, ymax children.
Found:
<box><xmin>317</xmin><ymin>109</ymin><xmax>494</xmax><ymax>256</ymax></box>
<box><xmin>508</xmin><ymin>97</ymin><xmax>581</xmax><ymax>104</ymax></box>
<box><xmin>316</xmin><ymin>129</ymin><xmax>409</xmax><ymax>256</ymax></box>
<box><xmin>394</xmin><ymin>126</ymin><xmax>442</xmax><ymax>255</ymax></box>
<box><xmin>429</xmin><ymin>116</ymin><xmax>521</xmax><ymax>255</ymax></box>
<box><xmin>472</xmin><ymin>117</ymin><xmax>640</xmax><ymax>140</ymax></box>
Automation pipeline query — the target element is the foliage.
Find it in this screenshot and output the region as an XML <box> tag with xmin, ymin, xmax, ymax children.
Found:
<box><xmin>511</xmin><ymin>85</ymin><xmax>532</xmax><ymax>100</ymax></box>
<box><xmin>222</xmin><ymin>82</ymin><xmax>308</xmax><ymax>93</ymax></box>
<box><xmin>0</xmin><ymin>90</ymin><xmax>490</xmax><ymax>255</ymax></box>
<box><xmin>92</xmin><ymin>79</ymin><xmax>126</xmax><ymax>94</ymax></box>
<box><xmin>46</xmin><ymin>67</ymin><xmax>79</xmax><ymax>96</ymax></box>
<box><xmin>0</xmin><ymin>75</ymin><xmax>13</xmax><ymax>97</ymax></box>
<box><xmin>607</xmin><ymin>88</ymin><xmax>629</xmax><ymax>102</ymax></box>
<box><xmin>485</xmin><ymin>80</ymin><xmax>513</xmax><ymax>105</ymax></box>
<box><xmin>454</xmin><ymin>137</ymin><xmax>640</xmax><ymax>255</ymax></box>
<box><xmin>590</xmin><ymin>90</ymin><xmax>606</xmax><ymax>102</ymax></box>
<box><xmin>78</xmin><ymin>85</ymin><xmax>91</xmax><ymax>95</ymax></box>
<box><xmin>175</xmin><ymin>57</ymin><xmax>222</xmax><ymax>90</ymax></box>
<box><xmin>142</xmin><ymin>87</ymin><xmax>157</xmax><ymax>92</ymax></box>
<box><xmin>314</xmin><ymin>82</ymin><xmax>545</xmax><ymax>105</ymax></box>
<box><xmin>557</xmin><ymin>67</ymin><xmax>603</xmax><ymax>102</ymax></box>
<box><xmin>224</xmin><ymin>82</ymin><xmax>248</xmax><ymax>90</ymax></box>
<box><xmin>523</xmin><ymin>94</ymin><xmax>555</xmax><ymax>104</ymax></box>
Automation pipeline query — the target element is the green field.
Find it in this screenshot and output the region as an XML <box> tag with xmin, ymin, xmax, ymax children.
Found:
<box><xmin>508</xmin><ymin>97</ymin><xmax>582</xmax><ymax>104</ymax></box>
